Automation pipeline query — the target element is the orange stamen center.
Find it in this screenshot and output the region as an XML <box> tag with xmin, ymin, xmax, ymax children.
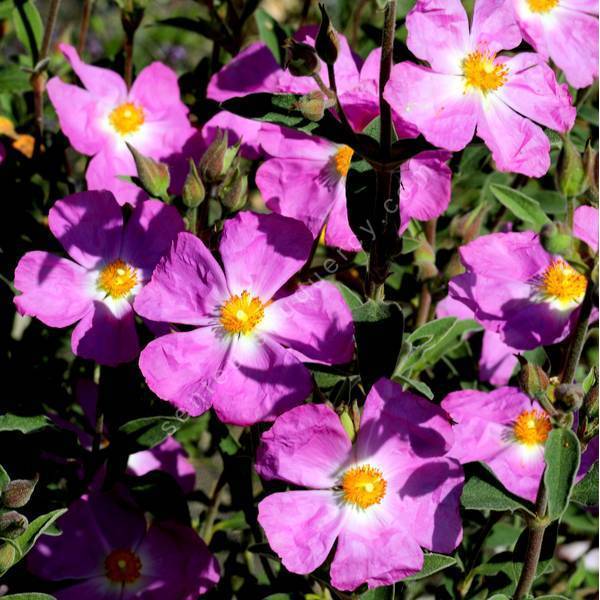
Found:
<box><xmin>220</xmin><ymin>291</ymin><xmax>265</xmax><ymax>334</ymax></box>
<box><xmin>333</xmin><ymin>145</ymin><xmax>354</xmax><ymax>177</ymax></box>
<box><xmin>539</xmin><ymin>259</ymin><xmax>587</xmax><ymax>309</ymax></box>
<box><xmin>513</xmin><ymin>409</ymin><xmax>552</xmax><ymax>446</ymax></box>
<box><xmin>526</xmin><ymin>0</ymin><xmax>559</xmax><ymax>13</ymax></box>
<box><xmin>109</xmin><ymin>102</ymin><xmax>145</xmax><ymax>136</ymax></box>
<box><xmin>97</xmin><ymin>259</ymin><xmax>138</xmax><ymax>299</ymax></box>
<box><xmin>341</xmin><ymin>464</ymin><xmax>387</xmax><ymax>509</ymax></box>
<box><xmin>104</xmin><ymin>549</ymin><xmax>142</xmax><ymax>584</ymax></box>
<box><xmin>462</xmin><ymin>50</ymin><xmax>508</xmax><ymax>93</ymax></box>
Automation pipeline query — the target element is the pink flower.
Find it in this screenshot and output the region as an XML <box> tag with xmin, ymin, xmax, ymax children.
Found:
<box><xmin>134</xmin><ymin>211</ymin><xmax>355</xmax><ymax>426</ymax></box>
<box><xmin>28</xmin><ymin>490</ymin><xmax>220</xmax><ymax>599</ymax></box>
<box><xmin>448</xmin><ymin>207</ymin><xmax>598</xmax><ymax>350</ymax></box>
<box><xmin>437</xmin><ymin>295</ymin><xmax>519</xmax><ymax>386</ymax></box>
<box><xmin>256</xmin><ymin>378</ymin><xmax>463</xmax><ymax>591</ymax></box>
<box><xmin>47</xmin><ymin>44</ymin><xmax>196</xmax><ymax>206</ymax></box>
<box><xmin>384</xmin><ymin>0</ymin><xmax>576</xmax><ymax>177</ymax></box>
<box><xmin>442</xmin><ymin>386</ymin><xmax>598</xmax><ymax>502</ymax></box>
<box><xmin>14</xmin><ymin>191</ymin><xmax>183</xmax><ymax>365</ymax></box>
<box><xmin>511</xmin><ymin>0</ymin><xmax>598</xmax><ymax>88</ymax></box>
<box><xmin>206</xmin><ymin>32</ymin><xmax>452</xmax><ymax>248</ymax></box>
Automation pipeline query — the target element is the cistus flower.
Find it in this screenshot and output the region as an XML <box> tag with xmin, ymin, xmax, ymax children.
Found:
<box><xmin>47</xmin><ymin>44</ymin><xmax>196</xmax><ymax>206</ymax></box>
<box><xmin>442</xmin><ymin>386</ymin><xmax>598</xmax><ymax>501</ymax></box>
<box><xmin>384</xmin><ymin>0</ymin><xmax>576</xmax><ymax>177</ymax></box>
<box><xmin>28</xmin><ymin>491</ymin><xmax>220</xmax><ymax>599</ymax></box>
<box><xmin>510</xmin><ymin>0</ymin><xmax>599</xmax><ymax>88</ymax></box>
<box><xmin>134</xmin><ymin>211</ymin><xmax>354</xmax><ymax>426</ymax></box>
<box><xmin>256</xmin><ymin>378</ymin><xmax>463</xmax><ymax>591</ymax></box>
<box><xmin>14</xmin><ymin>191</ymin><xmax>183</xmax><ymax>365</ymax></box>
<box><xmin>437</xmin><ymin>295</ymin><xmax>519</xmax><ymax>386</ymax></box>
<box><xmin>448</xmin><ymin>207</ymin><xmax>598</xmax><ymax>350</ymax></box>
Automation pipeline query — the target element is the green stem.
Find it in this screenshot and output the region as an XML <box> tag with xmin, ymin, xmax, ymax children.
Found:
<box><xmin>415</xmin><ymin>218</ymin><xmax>436</xmax><ymax>326</ymax></box>
<box><xmin>77</xmin><ymin>0</ymin><xmax>94</xmax><ymax>54</ymax></box>
<box><xmin>91</xmin><ymin>364</ymin><xmax>103</xmax><ymax>456</ymax></box>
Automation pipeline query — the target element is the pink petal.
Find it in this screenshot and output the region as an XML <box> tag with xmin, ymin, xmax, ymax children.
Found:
<box><xmin>264</xmin><ymin>281</ymin><xmax>354</xmax><ymax>364</ymax></box>
<box><xmin>255</xmin><ymin>403</ymin><xmax>352</xmax><ymax>488</ymax></box>
<box><xmin>219</xmin><ymin>212</ymin><xmax>313</xmax><ymax>301</ymax></box>
<box><xmin>406</xmin><ymin>0</ymin><xmax>470</xmax><ymax>74</ymax></box>
<box><xmin>134</xmin><ymin>232</ymin><xmax>228</xmax><ymax>326</ymax></box>
<box><xmin>49</xmin><ymin>191</ymin><xmax>123</xmax><ymax>269</ymax></box>
<box><xmin>470</xmin><ymin>0</ymin><xmax>522</xmax><ymax>53</ymax></box>
<box><xmin>499</xmin><ymin>53</ymin><xmax>576</xmax><ymax>133</ymax></box>
<box><xmin>72</xmin><ymin>301</ymin><xmax>140</xmax><ymax>366</ymax></box>
<box><xmin>574</xmin><ymin>205</ymin><xmax>599</xmax><ymax>253</ymax></box>
<box><xmin>385</xmin><ymin>62</ymin><xmax>478</xmax><ymax>152</ymax></box>
<box><xmin>138</xmin><ymin>326</ymin><xmax>228</xmax><ymax>417</ymax></box>
<box><xmin>258</xmin><ymin>491</ymin><xmax>345</xmax><ymax>575</ymax></box>
<box><xmin>476</xmin><ymin>94</ymin><xmax>550</xmax><ymax>177</ymax></box>
<box><xmin>480</xmin><ymin>330</ymin><xmax>519</xmax><ymax>385</ymax></box>
<box><xmin>325</xmin><ymin>188</ymin><xmax>362</xmax><ymax>252</ymax></box>
<box><xmin>211</xmin><ymin>334</ymin><xmax>312</xmax><ymax>425</ymax></box>
<box><xmin>14</xmin><ymin>252</ymin><xmax>92</xmax><ymax>327</ymax></box>
<box><xmin>121</xmin><ymin>199</ymin><xmax>184</xmax><ymax>272</ymax></box>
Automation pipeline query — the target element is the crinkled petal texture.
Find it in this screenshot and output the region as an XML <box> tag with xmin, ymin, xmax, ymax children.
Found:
<box><xmin>470</xmin><ymin>0</ymin><xmax>522</xmax><ymax>52</ymax></box>
<box><xmin>256</xmin><ymin>403</ymin><xmax>353</xmax><ymax>488</ymax></box>
<box><xmin>574</xmin><ymin>205</ymin><xmax>599</xmax><ymax>253</ymax></box>
<box><xmin>448</xmin><ymin>231</ymin><xmax>580</xmax><ymax>349</ymax></box>
<box><xmin>442</xmin><ymin>387</ymin><xmax>545</xmax><ymax>501</ymax></box>
<box><xmin>219</xmin><ymin>211</ymin><xmax>313</xmax><ymax>300</ymax></box>
<box><xmin>263</xmin><ymin>281</ymin><xmax>355</xmax><ymax>365</ymax></box>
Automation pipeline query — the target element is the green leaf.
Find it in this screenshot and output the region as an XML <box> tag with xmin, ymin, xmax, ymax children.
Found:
<box><xmin>544</xmin><ymin>427</ymin><xmax>581</xmax><ymax>521</ymax></box>
<box><xmin>571</xmin><ymin>461</ymin><xmax>598</xmax><ymax>506</ymax></box>
<box><xmin>1</xmin><ymin>508</ymin><xmax>67</xmax><ymax>574</ymax></box>
<box><xmin>536</xmin><ymin>596</ymin><xmax>571</xmax><ymax>599</ymax></box>
<box><xmin>0</xmin><ymin>65</ymin><xmax>30</xmax><ymax>93</ymax></box>
<box><xmin>490</xmin><ymin>184</ymin><xmax>551</xmax><ymax>229</ymax></box>
<box><xmin>394</xmin><ymin>317</ymin><xmax>481</xmax><ymax>378</ymax></box>
<box><xmin>0</xmin><ymin>414</ymin><xmax>51</xmax><ymax>434</ymax></box>
<box><xmin>12</xmin><ymin>0</ymin><xmax>43</xmax><ymax>61</ymax></box>
<box><xmin>359</xmin><ymin>585</ymin><xmax>395</xmax><ymax>599</ymax></box>
<box><xmin>117</xmin><ymin>416</ymin><xmax>183</xmax><ymax>453</ymax></box>
<box><xmin>0</xmin><ymin>464</ymin><xmax>9</xmax><ymax>489</ymax></box>
<box><xmin>333</xmin><ymin>281</ymin><xmax>363</xmax><ymax>311</ymax></box>
<box><xmin>2</xmin><ymin>594</ymin><xmax>57</xmax><ymax>599</ymax></box>
<box><xmin>395</xmin><ymin>375</ymin><xmax>434</xmax><ymax>400</ymax></box>
<box><xmin>353</xmin><ymin>300</ymin><xmax>404</xmax><ymax>390</ymax></box>
<box><xmin>404</xmin><ymin>553</ymin><xmax>457</xmax><ymax>581</ymax></box>
<box><xmin>461</xmin><ymin>463</ymin><xmax>535</xmax><ymax>515</ymax></box>
<box><xmin>254</xmin><ymin>9</ymin><xmax>288</xmax><ymax>65</ymax></box>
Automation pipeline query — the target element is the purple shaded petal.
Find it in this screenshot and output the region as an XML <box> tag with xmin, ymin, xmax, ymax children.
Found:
<box><xmin>395</xmin><ymin>457</ymin><xmax>464</xmax><ymax>553</ymax></box>
<box><xmin>498</xmin><ymin>53</ymin><xmax>576</xmax><ymax>132</ymax></box>
<box><xmin>399</xmin><ymin>150</ymin><xmax>452</xmax><ymax>232</ymax></box>
<box><xmin>72</xmin><ymin>301</ymin><xmax>140</xmax><ymax>366</ymax></box>
<box><xmin>264</xmin><ymin>281</ymin><xmax>354</xmax><ymax>364</ymax></box>
<box><xmin>574</xmin><ymin>205</ymin><xmax>599</xmax><ymax>253</ymax></box>
<box><xmin>202</xmin><ymin>112</ymin><xmax>267</xmax><ymax>160</ymax></box>
<box><xmin>325</xmin><ymin>188</ymin><xmax>362</xmax><ymax>251</ymax></box>
<box><xmin>356</xmin><ymin>378</ymin><xmax>454</xmax><ymax>475</ymax></box>
<box><xmin>385</xmin><ymin>62</ymin><xmax>478</xmax><ymax>151</ymax></box>
<box><xmin>579</xmin><ymin>437</ymin><xmax>598</xmax><ymax>481</ymax></box>
<box><xmin>480</xmin><ymin>330</ymin><xmax>519</xmax><ymax>385</ymax></box>
<box><xmin>121</xmin><ymin>199</ymin><xmax>184</xmax><ymax>272</ymax></box>
<box><xmin>219</xmin><ymin>212</ymin><xmax>313</xmax><ymax>300</ymax></box>
<box><xmin>14</xmin><ymin>252</ymin><xmax>93</xmax><ymax>327</ymax></box>
<box><xmin>128</xmin><ymin>438</ymin><xmax>196</xmax><ymax>494</ymax></box>
<box><xmin>138</xmin><ymin>326</ymin><xmax>228</xmax><ymax>417</ymax></box>
<box><xmin>437</xmin><ymin>294</ymin><xmax>475</xmax><ymax>320</ymax></box>
<box><xmin>134</xmin><ymin>232</ymin><xmax>228</xmax><ymax>326</ymax></box>
<box><xmin>49</xmin><ymin>191</ymin><xmax>123</xmax><ymax>269</ymax></box>
<box><xmin>211</xmin><ymin>334</ymin><xmax>312</xmax><ymax>425</ymax></box>
<box><xmin>458</xmin><ymin>231</ymin><xmax>551</xmax><ymax>281</ymax></box>
<box><xmin>255</xmin><ymin>403</ymin><xmax>352</xmax><ymax>488</ymax></box>
<box><xmin>54</xmin><ymin>579</ymin><xmax>119</xmax><ymax>600</ymax></box>
<box><xmin>405</xmin><ymin>0</ymin><xmax>469</xmax><ymax>74</ymax></box>
<box><xmin>476</xmin><ymin>94</ymin><xmax>551</xmax><ymax>176</ymax></box>
<box><xmin>258</xmin><ymin>490</ymin><xmax>345</xmax><ymax>574</ymax></box>
<box><xmin>470</xmin><ymin>0</ymin><xmax>522</xmax><ymax>53</ymax></box>
<box><xmin>59</xmin><ymin>43</ymin><xmax>127</xmax><ymax>102</ymax></box>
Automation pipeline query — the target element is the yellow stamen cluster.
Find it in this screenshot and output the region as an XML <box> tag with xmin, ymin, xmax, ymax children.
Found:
<box><xmin>462</xmin><ymin>50</ymin><xmax>508</xmax><ymax>93</ymax></box>
<box><xmin>104</xmin><ymin>549</ymin><xmax>142</xmax><ymax>584</ymax></box>
<box><xmin>513</xmin><ymin>409</ymin><xmax>552</xmax><ymax>446</ymax></box>
<box><xmin>220</xmin><ymin>291</ymin><xmax>265</xmax><ymax>335</ymax></box>
<box><xmin>109</xmin><ymin>102</ymin><xmax>145</xmax><ymax>136</ymax></box>
<box><xmin>341</xmin><ymin>464</ymin><xmax>387</xmax><ymax>509</ymax></box>
<box><xmin>97</xmin><ymin>259</ymin><xmax>138</xmax><ymax>299</ymax></box>
<box><xmin>526</xmin><ymin>0</ymin><xmax>559</xmax><ymax>13</ymax></box>
<box><xmin>333</xmin><ymin>145</ymin><xmax>354</xmax><ymax>177</ymax></box>
<box><xmin>540</xmin><ymin>259</ymin><xmax>587</xmax><ymax>307</ymax></box>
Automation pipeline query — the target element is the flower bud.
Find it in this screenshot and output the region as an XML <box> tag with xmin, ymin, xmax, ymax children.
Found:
<box><xmin>316</xmin><ymin>4</ymin><xmax>339</xmax><ymax>65</ymax></box>
<box><xmin>219</xmin><ymin>167</ymin><xmax>248</xmax><ymax>212</ymax></box>
<box><xmin>540</xmin><ymin>222</ymin><xmax>573</xmax><ymax>256</ymax></box>
<box><xmin>182</xmin><ymin>160</ymin><xmax>205</xmax><ymax>208</ymax></box>
<box><xmin>415</xmin><ymin>239</ymin><xmax>437</xmax><ymax>280</ymax></box>
<box><xmin>199</xmin><ymin>130</ymin><xmax>228</xmax><ymax>183</ymax></box>
<box><xmin>554</xmin><ymin>383</ymin><xmax>584</xmax><ymax>413</ymax></box>
<box><xmin>284</xmin><ymin>39</ymin><xmax>320</xmax><ymax>77</ymax></box>
<box><xmin>0</xmin><ymin>511</ymin><xmax>28</xmax><ymax>539</ymax></box>
<box><xmin>557</xmin><ymin>134</ymin><xmax>587</xmax><ymax>198</ymax></box>
<box><xmin>297</xmin><ymin>91</ymin><xmax>327</xmax><ymax>122</ymax></box>
<box><xmin>518</xmin><ymin>358</ymin><xmax>549</xmax><ymax>398</ymax></box>
<box><xmin>2</xmin><ymin>475</ymin><xmax>38</xmax><ymax>509</ymax></box>
<box><xmin>339</xmin><ymin>410</ymin><xmax>356</xmax><ymax>442</ymax></box>
<box><xmin>0</xmin><ymin>543</ymin><xmax>16</xmax><ymax>572</ymax></box>
<box><xmin>127</xmin><ymin>143</ymin><xmax>170</xmax><ymax>201</ymax></box>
